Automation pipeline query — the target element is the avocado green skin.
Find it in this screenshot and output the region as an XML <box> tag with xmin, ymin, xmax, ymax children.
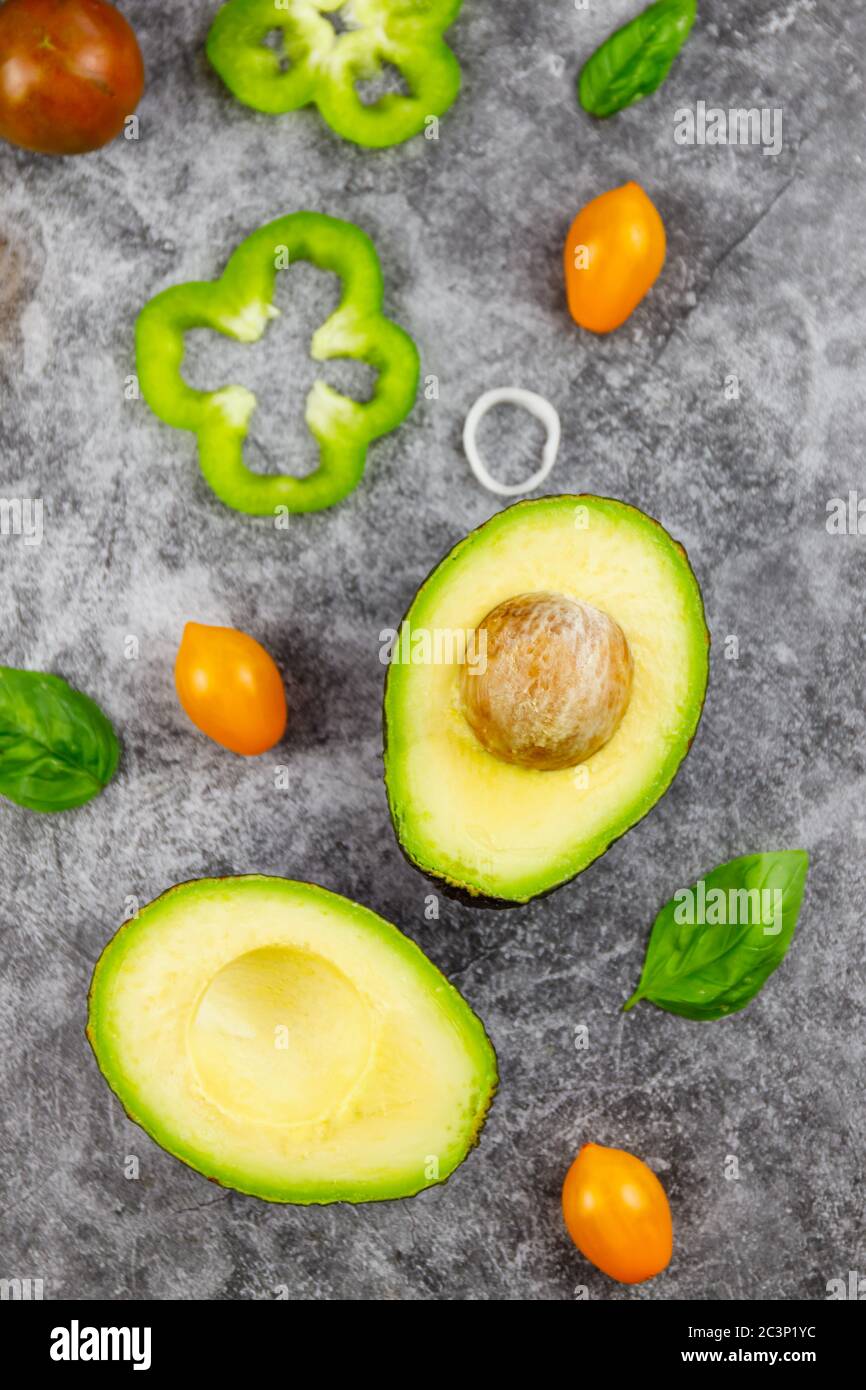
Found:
<box><xmin>87</xmin><ymin>875</ymin><xmax>498</xmax><ymax>1204</ymax></box>
<box><xmin>383</xmin><ymin>496</ymin><xmax>710</xmax><ymax>908</ymax></box>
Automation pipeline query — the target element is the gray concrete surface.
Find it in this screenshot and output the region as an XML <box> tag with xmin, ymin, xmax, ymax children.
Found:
<box><xmin>1</xmin><ymin>0</ymin><xmax>864</xmax><ymax>1301</ymax></box>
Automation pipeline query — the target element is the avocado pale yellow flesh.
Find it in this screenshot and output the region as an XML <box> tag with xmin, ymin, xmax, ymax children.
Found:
<box><xmin>383</xmin><ymin>496</ymin><xmax>709</xmax><ymax>904</ymax></box>
<box><xmin>87</xmin><ymin>877</ymin><xmax>497</xmax><ymax>1204</ymax></box>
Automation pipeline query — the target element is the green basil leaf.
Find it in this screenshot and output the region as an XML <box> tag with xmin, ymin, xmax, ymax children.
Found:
<box><xmin>579</xmin><ymin>0</ymin><xmax>697</xmax><ymax>119</ymax></box>
<box><xmin>623</xmin><ymin>851</ymin><xmax>809</xmax><ymax>1021</ymax></box>
<box><xmin>0</xmin><ymin>667</ymin><xmax>120</xmax><ymax>813</ymax></box>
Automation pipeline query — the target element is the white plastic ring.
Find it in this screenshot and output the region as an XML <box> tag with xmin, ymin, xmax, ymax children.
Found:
<box><xmin>463</xmin><ymin>387</ymin><xmax>561</xmax><ymax>498</ymax></box>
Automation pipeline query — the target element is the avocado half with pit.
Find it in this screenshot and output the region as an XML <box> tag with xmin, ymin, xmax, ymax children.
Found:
<box><xmin>384</xmin><ymin>496</ymin><xmax>709</xmax><ymax>905</ymax></box>
<box><xmin>87</xmin><ymin>877</ymin><xmax>497</xmax><ymax>1203</ymax></box>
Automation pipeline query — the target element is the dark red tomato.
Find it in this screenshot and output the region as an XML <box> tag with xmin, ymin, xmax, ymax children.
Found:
<box><xmin>0</xmin><ymin>0</ymin><xmax>144</xmax><ymax>155</ymax></box>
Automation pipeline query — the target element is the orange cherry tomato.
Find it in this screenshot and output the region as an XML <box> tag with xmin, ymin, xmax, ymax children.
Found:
<box><xmin>562</xmin><ymin>1142</ymin><xmax>673</xmax><ymax>1284</ymax></box>
<box><xmin>175</xmin><ymin>622</ymin><xmax>287</xmax><ymax>757</ymax></box>
<box><xmin>564</xmin><ymin>182</ymin><xmax>666</xmax><ymax>334</ymax></box>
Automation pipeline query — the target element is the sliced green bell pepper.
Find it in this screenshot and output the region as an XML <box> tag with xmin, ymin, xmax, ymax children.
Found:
<box><xmin>206</xmin><ymin>0</ymin><xmax>463</xmax><ymax>148</ymax></box>
<box><xmin>135</xmin><ymin>212</ymin><xmax>420</xmax><ymax>516</ymax></box>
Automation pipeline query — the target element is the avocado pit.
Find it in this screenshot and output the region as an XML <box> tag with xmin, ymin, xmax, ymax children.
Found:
<box><xmin>459</xmin><ymin>591</ymin><xmax>633</xmax><ymax>771</ymax></box>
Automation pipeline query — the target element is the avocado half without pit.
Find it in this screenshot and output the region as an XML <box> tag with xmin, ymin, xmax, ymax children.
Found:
<box><xmin>87</xmin><ymin>877</ymin><xmax>497</xmax><ymax>1203</ymax></box>
<box><xmin>383</xmin><ymin>496</ymin><xmax>709</xmax><ymax>905</ymax></box>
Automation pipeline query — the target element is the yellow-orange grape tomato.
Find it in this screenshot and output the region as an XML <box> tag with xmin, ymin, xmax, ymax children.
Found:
<box><xmin>564</xmin><ymin>182</ymin><xmax>666</xmax><ymax>334</ymax></box>
<box><xmin>562</xmin><ymin>1142</ymin><xmax>673</xmax><ymax>1284</ymax></box>
<box><xmin>174</xmin><ymin>622</ymin><xmax>286</xmax><ymax>756</ymax></box>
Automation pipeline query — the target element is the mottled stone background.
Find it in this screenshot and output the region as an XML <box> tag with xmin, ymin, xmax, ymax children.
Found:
<box><xmin>1</xmin><ymin>0</ymin><xmax>864</xmax><ymax>1301</ymax></box>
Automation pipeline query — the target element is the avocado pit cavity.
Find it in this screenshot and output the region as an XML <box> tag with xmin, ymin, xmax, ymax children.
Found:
<box><xmin>459</xmin><ymin>592</ymin><xmax>633</xmax><ymax>771</ymax></box>
<box><xmin>189</xmin><ymin>946</ymin><xmax>373</xmax><ymax>1127</ymax></box>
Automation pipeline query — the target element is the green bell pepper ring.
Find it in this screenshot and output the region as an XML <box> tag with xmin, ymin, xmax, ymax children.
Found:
<box><xmin>206</xmin><ymin>0</ymin><xmax>463</xmax><ymax>148</ymax></box>
<box><xmin>135</xmin><ymin>212</ymin><xmax>420</xmax><ymax>516</ymax></box>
